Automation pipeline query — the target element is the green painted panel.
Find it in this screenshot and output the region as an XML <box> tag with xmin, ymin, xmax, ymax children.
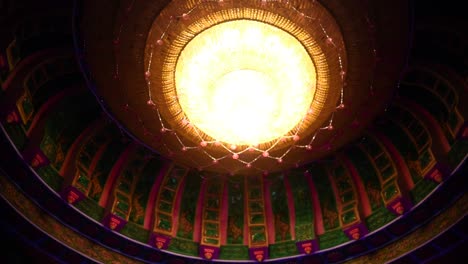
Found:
<box><xmin>249</xmin><ymin>201</ymin><xmax>263</xmax><ymax>213</ymax></box>
<box><xmin>90</xmin><ymin>140</ymin><xmax>126</xmax><ymax>202</ymax></box>
<box><xmin>245</xmin><ymin>175</ymin><xmax>267</xmax><ymax>247</ymax></box>
<box><xmin>268</xmin><ymin>173</ymin><xmax>291</xmax><ymax>242</ymax></box>
<box><xmin>167</xmin><ymin>237</ymin><xmax>199</xmax><ymax>256</ymax></box>
<box><xmin>40</xmin><ymin>94</ymin><xmax>99</xmax><ymax>170</ymax></box>
<box><xmin>288</xmin><ymin>169</ymin><xmax>315</xmax><ymax>241</ymax></box>
<box><xmin>156</xmin><ymin>213</ymin><xmax>172</xmax><ymax>231</ymax></box>
<box><xmin>341</xmin><ymin>209</ymin><xmax>357</xmax><ymax>225</ymax></box>
<box><xmin>379</xmin><ymin>120</ymin><xmax>420</xmax><ymax>183</ymax></box>
<box><xmin>295</xmin><ymin>223</ymin><xmax>314</xmax><ymax>242</ymax></box>
<box><xmin>75</xmin><ymin>170</ymin><xmax>89</xmax><ymax>193</ymax></box>
<box><xmin>203</xmin><ymin>237</ymin><xmax>218</xmax><ymax>244</ymax></box>
<box><xmin>382</xmin><ymin>181</ymin><xmax>399</xmax><ymax>201</ymax></box>
<box><xmin>122</xmin><ymin>159</ymin><xmax>159</xmax><ymax>225</ymax></box>
<box><xmin>116</xmin><ymin>201</ymin><xmax>129</xmax><ymax>212</ymax></box>
<box><xmin>205</xmin><ymin>210</ymin><xmax>219</xmax><ymax>221</ymax></box>
<box><xmin>318</xmin><ymin>229</ymin><xmax>349</xmax><ymax>249</ymax></box>
<box><xmin>346</xmin><ymin>147</ymin><xmax>383</xmax><ymax>210</ymax></box>
<box><xmin>381</xmin><ymin>166</ymin><xmax>395</xmax><ymax>181</ymax></box>
<box><xmin>250</xmin><ymin>226</ymin><xmax>266</xmax><ymax>243</ymax></box>
<box><xmin>411</xmin><ymin>179</ymin><xmax>437</xmax><ymax>203</ymax></box>
<box><xmin>3</xmin><ymin>124</ymin><xmax>27</xmax><ymax>150</ymax></box>
<box><xmin>158</xmin><ymin>201</ymin><xmax>172</xmax><ymax>213</ymax></box>
<box><xmin>36</xmin><ymin>165</ymin><xmax>63</xmax><ymax>191</ymax></box>
<box><xmin>419</xmin><ymin>148</ymin><xmax>433</xmax><ymax>168</ymax></box>
<box><xmin>310</xmin><ymin>165</ymin><xmax>340</xmax><ymax>231</ymax></box>
<box><xmin>227</xmin><ymin>175</ymin><xmax>244</xmax><ymax>244</ymax></box>
<box><xmin>219</xmin><ymin>245</ymin><xmax>249</xmax><ymax>260</ymax></box>
<box><xmin>365</xmin><ymin>207</ymin><xmax>396</xmax><ymax>231</ymax></box>
<box><xmin>269</xmin><ymin>241</ymin><xmax>297</xmax><ymax>259</ymax></box>
<box><xmin>120</xmin><ymin>221</ymin><xmax>150</xmax><ymax>243</ymax></box>
<box><xmin>176</xmin><ymin>170</ymin><xmax>201</xmax><ymax>240</ymax></box>
<box><xmin>114</xmin><ymin>156</ymin><xmax>146</xmax><ymax>225</ymax></box>
<box><xmin>74</xmin><ymin>197</ymin><xmax>105</xmax><ymax>221</ymax></box>
<box><xmin>250</xmin><ymin>214</ymin><xmax>264</xmax><ymax>224</ymax></box>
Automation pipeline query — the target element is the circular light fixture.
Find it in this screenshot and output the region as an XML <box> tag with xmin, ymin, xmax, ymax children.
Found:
<box><xmin>175</xmin><ymin>20</ymin><xmax>316</xmax><ymax>146</ymax></box>
<box><xmin>143</xmin><ymin>0</ymin><xmax>347</xmax><ymax>172</ymax></box>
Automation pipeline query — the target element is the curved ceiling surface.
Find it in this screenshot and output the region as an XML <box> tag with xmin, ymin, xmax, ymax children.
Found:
<box><xmin>0</xmin><ymin>0</ymin><xmax>466</xmax><ymax>263</ymax></box>
<box><xmin>81</xmin><ymin>0</ymin><xmax>410</xmax><ymax>174</ymax></box>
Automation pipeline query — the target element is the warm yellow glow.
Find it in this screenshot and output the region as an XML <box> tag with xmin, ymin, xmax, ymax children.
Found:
<box><xmin>175</xmin><ymin>20</ymin><xmax>316</xmax><ymax>146</ymax></box>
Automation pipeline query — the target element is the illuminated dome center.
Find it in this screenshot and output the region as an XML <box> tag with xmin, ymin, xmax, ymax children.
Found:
<box><xmin>175</xmin><ymin>20</ymin><xmax>316</xmax><ymax>146</ymax></box>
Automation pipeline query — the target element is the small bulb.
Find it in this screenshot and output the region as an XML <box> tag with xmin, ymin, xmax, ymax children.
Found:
<box><xmin>147</xmin><ymin>99</ymin><xmax>154</xmax><ymax>106</ymax></box>
<box><xmin>232</xmin><ymin>153</ymin><xmax>239</xmax><ymax>160</ymax></box>
<box><xmin>182</xmin><ymin>146</ymin><xmax>187</xmax><ymax>152</ymax></box>
<box><xmin>182</xmin><ymin>13</ymin><xmax>189</xmax><ymax>20</ymax></box>
<box><xmin>327</xmin><ymin>125</ymin><xmax>334</xmax><ymax>130</ymax></box>
<box><xmin>306</xmin><ymin>145</ymin><xmax>312</xmax><ymax>150</ymax></box>
<box><xmin>277</xmin><ymin>158</ymin><xmax>283</xmax><ymax>163</ymax></box>
<box><xmin>293</xmin><ymin>135</ymin><xmax>300</xmax><ymax>141</ymax></box>
<box><xmin>200</xmin><ymin>141</ymin><xmax>207</xmax><ymax>147</ymax></box>
<box><xmin>246</xmin><ymin>163</ymin><xmax>252</xmax><ymax>168</ymax></box>
<box><xmin>157</xmin><ymin>39</ymin><xmax>164</xmax><ymax>46</ymax></box>
<box><xmin>212</xmin><ymin>159</ymin><xmax>218</xmax><ymax>164</ymax></box>
<box><xmin>262</xmin><ymin>151</ymin><xmax>269</xmax><ymax>157</ymax></box>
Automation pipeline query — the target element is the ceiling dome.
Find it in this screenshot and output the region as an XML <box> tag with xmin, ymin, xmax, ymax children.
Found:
<box><xmin>0</xmin><ymin>0</ymin><xmax>466</xmax><ymax>263</ymax></box>
<box><xmin>80</xmin><ymin>0</ymin><xmax>409</xmax><ymax>174</ymax></box>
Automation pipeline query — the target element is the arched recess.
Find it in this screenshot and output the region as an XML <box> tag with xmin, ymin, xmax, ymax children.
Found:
<box><xmin>399</xmin><ymin>66</ymin><xmax>464</xmax><ymax>144</ymax></box>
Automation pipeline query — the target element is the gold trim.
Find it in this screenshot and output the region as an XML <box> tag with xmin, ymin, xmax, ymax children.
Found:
<box><xmin>145</xmin><ymin>0</ymin><xmax>345</xmax><ymax>153</ymax></box>
<box><xmin>153</xmin><ymin>164</ymin><xmax>188</xmax><ymax>236</ymax></box>
<box><xmin>245</xmin><ymin>175</ymin><xmax>268</xmax><ymax>247</ymax></box>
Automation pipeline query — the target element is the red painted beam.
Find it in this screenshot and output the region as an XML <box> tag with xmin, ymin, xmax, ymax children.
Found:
<box><xmin>371</xmin><ymin>128</ymin><xmax>414</xmax><ymax>191</ymax></box>
<box><xmin>144</xmin><ymin>161</ymin><xmax>171</xmax><ymax>229</ymax></box>
<box><xmin>98</xmin><ymin>144</ymin><xmax>136</xmax><ymax>207</ymax></box>
<box><xmin>339</xmin><ymin>155</ymin><xmax>372</xmax><ymax>217</ymax></box>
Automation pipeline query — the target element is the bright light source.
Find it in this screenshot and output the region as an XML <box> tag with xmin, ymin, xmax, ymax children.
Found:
<box><xmin>175</xmin><ymin>20</ymin><xmax>316</xmax><ymax>146</ymax></box>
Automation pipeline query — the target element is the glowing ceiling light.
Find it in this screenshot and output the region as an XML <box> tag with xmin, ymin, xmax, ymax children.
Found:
<box><xmin>175</xmin><ymin>20</ymin><xmax>316</xmax><ymax>146</ymax></box>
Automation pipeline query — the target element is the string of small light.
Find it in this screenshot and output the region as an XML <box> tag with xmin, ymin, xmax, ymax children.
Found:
<box><xmin>101</xmin><ymin>0</ymin><xmax>380</xmax><ymax>175</ymax></box>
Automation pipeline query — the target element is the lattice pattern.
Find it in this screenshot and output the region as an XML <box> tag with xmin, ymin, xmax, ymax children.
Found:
<box><xmin>245</xmin><ymin>175</ymin><xmax>268</xmax><ymax>247</ymax></box>
<box><xmin>153</xmin><ymin>165</ymin><xmax>188</xmax><ymax>235</ymax></box>
<box><xmin>201</xmin><ymin>177</ymin><xmax>225</xmax><ymax>246</ymax></box>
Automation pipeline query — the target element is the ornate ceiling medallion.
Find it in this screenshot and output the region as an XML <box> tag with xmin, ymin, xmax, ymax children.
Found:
<box><xmin>144</xmin><ymin>0</ymin><xmax>346</xmax><ymax>173</ymax></box>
